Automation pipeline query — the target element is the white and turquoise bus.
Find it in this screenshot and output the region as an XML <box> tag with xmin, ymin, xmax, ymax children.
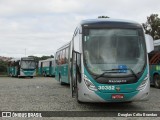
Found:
<box><xmin>55</xmin><ymin>18</ymin><xmax>154</xmax><ymax>103</ymax></box>
<box><xmin>149</xmin><ymin>39</ymin><xmax>160</xmax><ymax>88</ymax></box>
<box><xmin>8</xmin><ymin>57</ymin><xmax>36</xmax><ymax>78</ymax></box>
<box><xmin>55</xmin><ymin>43</ymin><xmax>70</xmax><ymax>84</ymax></box>
<box><xmin>38</xmin><ymin>58</ymin><xmax>55</xmax><ymax>77</ymax></box>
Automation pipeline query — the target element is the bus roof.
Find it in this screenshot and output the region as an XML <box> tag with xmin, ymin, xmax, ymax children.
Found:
<box><xmin>21</xmin><ymin>57</ymin><xmax>35</xmax><ymax>61</ymax></box>
<box><xmin>9</xmin><ymin>57</ymin><xmax>35</xmax><ymax>62</ymax></box>
<box><xmin>80</xmin><ymin>18</ymin><xmax>142</xmax><ymax>28</ymax></box>
<box><xmin>39</xmin><ymin>58</ymin><xmax>55</xmax><ymax>62</ymax></box>
<box><xmin>154</xmin><ymin>39</ymin><xmax>160</xmax><ymax>46</ymax></box>
<box><xmin>57</xmin><ymin>42</ymin><xmax>70</xmax><ymax>52</ymax></box>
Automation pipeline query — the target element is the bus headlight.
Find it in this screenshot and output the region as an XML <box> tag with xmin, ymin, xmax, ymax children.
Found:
<box><xmin>84</xmin><ymin>77</ymin><xmax>97</xmax><ymax>91</ymax></box>
<box><xmin>137</xmin><ymin>76</ymin><xmax>148</xmax><ymax>90</ymax></box>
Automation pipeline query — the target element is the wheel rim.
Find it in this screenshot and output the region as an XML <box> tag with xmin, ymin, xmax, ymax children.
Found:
<box><xmin>154</xmin><ymin>75</ymin><xmax>160</xmax><ymax>87</ymax></box>
<box><xmin>59</xmin><ymin>77</ymin><xmax>62</xmax><ymax>83</ymax></box>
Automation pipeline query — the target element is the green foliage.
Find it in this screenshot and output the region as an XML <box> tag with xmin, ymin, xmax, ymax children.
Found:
<box><xmin>98</xmin><ymin>16</ymin><xmax>109</xmax><ymax>18</ymax></box>
<box><xmin>142</xmin><ymin>14</ymin><xmax>160</xmax><ymax>40</ymax></box>
<box><xmin>0</xmin><ymin>60</ymin><xmax>8</xmax><ymax>73</ymax></box>
<box><xmin>28</xmin><ymin>55</ymin><xmax>54</xmax><ymax>62</ymax></box>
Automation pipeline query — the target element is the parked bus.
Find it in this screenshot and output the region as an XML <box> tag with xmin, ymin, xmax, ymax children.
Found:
<box><xmin>55</xmin><ymin>43</ymin><xmax>70</xmax><ymax>84</ymax></box>
<box><xmin>38</xmin><ymin>58</ymin><xmax>55</xmax><ymax>77</ymax></box>
<box><xmin>55</xmin><ymin>18</ymin><xmax>154</xmax><ymax>103</ymax></box>
<box><xmin>149</xmin><ymin>39</ymin><xmax>160</xmax><ymax>88</ymax></box>
<box><xmin>8</xmin><ymin>57</ymin><xmax>36</xmax><ymax>78</ymax></box>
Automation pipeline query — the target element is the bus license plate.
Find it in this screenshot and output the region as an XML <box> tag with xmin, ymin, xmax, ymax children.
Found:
<box><xmin>112</xmin><ymin>94</ymin><xmax>124</xmax><ymax>99</ymax></box>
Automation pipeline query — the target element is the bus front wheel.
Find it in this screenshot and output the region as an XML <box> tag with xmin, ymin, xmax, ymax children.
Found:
<box><xmin>76</xmin><ymin>86</ymin><xmax>82</xmax><ymax>104</ymax></box>
<box><xmin>154</xmin><ymin>74</ymin><xmax>160</xmax><ymax>89</ymax></box>
<box><xmin>43</xmin><ymin>72</ymin><xmax>47</xmax><ymax>77</ymax></box>
<box><xmin>59</xmin><ymin>75</ymin><xmax>64</xmax><ymax>85</ymax></box>
<box><xmin>76</xmin><ymin>76</ymin><xmax>82</xmax><ymax>104</ymax></box>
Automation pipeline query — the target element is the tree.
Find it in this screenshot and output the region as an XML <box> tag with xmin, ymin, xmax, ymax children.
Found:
<box><xmin>0</xmin><ymin>60</ymin><xmax>8</xmax><ymax>73</ymax></box>
<box><xmin>50</xmin><ymin>55</ymin><xmax>54</xmax><ymax>58</ymax></box>
<box><xmin>142</xmin><ymin>14</ymin><xmax>160</xmax><ymax>40</ymax></box>
<box><xmin>98</xmin><ymin>16</ymin><xmax>109</xmax><ymax>18</ymax></box>
<box><xmin>28</xmin><ymin>55</ymin><xmax>54</xmax><ymax>62</ymax></box>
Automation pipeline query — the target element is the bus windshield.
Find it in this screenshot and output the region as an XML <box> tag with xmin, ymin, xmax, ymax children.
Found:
<box><xmin>83</xmin><ymin>29</ymin><xmax>146</xmax><ymax>77</ymax></box>
<box><xmin>21</xmin><ymin>60</ymin><xmax>36</xmax><ymax>69</ymax></box>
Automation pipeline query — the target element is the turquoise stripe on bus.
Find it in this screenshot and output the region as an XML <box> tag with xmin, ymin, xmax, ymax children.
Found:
<box><xmin>22</xmin><ymin>70</ymin><xmax>35</xmax><ymax>76</ymax></box>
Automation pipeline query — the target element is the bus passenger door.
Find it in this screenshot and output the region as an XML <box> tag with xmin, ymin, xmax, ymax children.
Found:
<box><xmin>49</xmin><ymin>61</ymin><xmax>52</xmax><ymax>76</ymax></box>
<box><xmin>40</xmin><ymin>62</ymin><xmax>43</xmax><ymax>75</ymax></box>
<box><xmin>71</xmin><ymin>50</ymin><xmax>81</xmax><ymax>97</ymax></box>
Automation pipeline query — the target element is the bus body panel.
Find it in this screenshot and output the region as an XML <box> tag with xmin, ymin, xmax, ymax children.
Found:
<box><xmin>8</xmin><ymin>66</ymin><xmax>18</xmax><ymax>77</ymax></box>
<box><xmin>55</xmin><ymin>66</ymin><xmax>59</xmax><ymax>80</ymax></box>
<box><xmin>55</xmin><ymin>64</ymin><xmax>69</xmax><ymax>84</ymax></box>
<box><xmin>61</xmin><ymin>64</ymin><xmax>69</xmax><ymax>84</ymax></box>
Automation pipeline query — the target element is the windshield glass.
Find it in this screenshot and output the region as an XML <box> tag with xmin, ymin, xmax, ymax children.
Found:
<box><xmin>83</xmin><ymin>29</ymin><xmax>146</xmax><ymax>77</ymax></box>
<box><xmin>21</xmin><ymin>60</ymin><xmax>36</xmax><ymax>69</ymax></box>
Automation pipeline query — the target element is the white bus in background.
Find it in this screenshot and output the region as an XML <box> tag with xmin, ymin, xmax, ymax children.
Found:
<box><xmin>8</xmin><ymin>57</ymin><xmax>36</xmax><ymax>78</ymax></box>
<box><xmin>38</xmin><ymin>58</ymin><xmax>55</xmax><ymax>77</ymax></box>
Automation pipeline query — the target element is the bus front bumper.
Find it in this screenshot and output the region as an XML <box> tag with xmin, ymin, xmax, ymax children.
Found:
<box><xmin>78</xmin><ymin>81</ymin><xmax>150</xmax><ymax>102</ymax></box>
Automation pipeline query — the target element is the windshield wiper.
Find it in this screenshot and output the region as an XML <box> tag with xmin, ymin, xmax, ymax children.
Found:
<box><xmin>107</xmin><ymin>68</ymin><xmax>138</xmax><ymax>79</ymax></box>
<box><xmin>95</xmin><ymin>70</ymin><xmax>121</xmax><ymax>80</ymax></box>
<box><xmin>95</xmin><ymin>68</ymin><xmax>138</xmax><ymax>80</ymax></box>
<box><xmin>126</xmin><ymin>68</ymin><xmax>138</xmax><ymax>79</ymax></box>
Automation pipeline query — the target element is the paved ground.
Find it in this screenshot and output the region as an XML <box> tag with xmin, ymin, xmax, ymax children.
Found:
<box><xmin>0</xmin><ymin>77</ymin><xmax>159</xmax><ymax>119</ymax></box>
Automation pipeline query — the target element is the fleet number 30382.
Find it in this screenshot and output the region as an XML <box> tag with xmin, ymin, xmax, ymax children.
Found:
<box><xmin>98</xmin><ymin>86</ymin><xmax>115</xmax><ymax>90</ymax></box>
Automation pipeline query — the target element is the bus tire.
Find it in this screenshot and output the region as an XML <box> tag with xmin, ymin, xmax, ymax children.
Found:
<box><xmin>43</xmin><ymin>72</ymin><xmax>47</xmax><ymax>77</ymax></box>
<box><xmin>76</xmin><ymin>88</ymin><xmax>82</xmax><ymax>103</ymax></box>
<box><xmin>59</xmin><ymin>75</ymin><xmax>64</xmax><ymax>85</ymax></box>
<box><xmin>76</xmin><ymin>79</ymin><xmax>82</xmax><ymax>104</ymax></box>
<box><xmin>121</xmin><ymin>101</ymin><xmax>132</xmax><ymax>103</ymax></box>
<box><xmin>154</xmin><ymin>74</ymin><xmax>160</xmax><ymax>89</ymax></box>
<box><xmin>10</xmin><ymin>73</ymin><xmax>13</xmax><ymax>77</ymax></box>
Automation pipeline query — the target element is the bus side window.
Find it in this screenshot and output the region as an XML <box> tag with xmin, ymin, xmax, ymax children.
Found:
<box><xmin>57</xmin><ymin>52</ymin><xmax>60</xmax><ymax>65</ymax></box>
<box><xmin>60</xmin><ymin>50</ymin><xmax>63</xmax><ymax>65</ymax></box>
<box><xmin>55</xmin><ymin>52</ymin><xmax>58</xmax><ymax>65</ymax></box>
<box><xmin>66</xmin><ymin>47</ymin><xmax>69</xmax><ymax>63</ymax></box>
<box><xmin>62</xmin><ymin>49</ymin><xmax>66</xmax><ymax>64</ymax></box>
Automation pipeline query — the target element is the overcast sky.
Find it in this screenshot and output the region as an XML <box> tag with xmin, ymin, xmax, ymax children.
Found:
<box><xmin>0</xmin><ymin>0</ymin><xmax>159</xmax><ymax>58</ymax></box>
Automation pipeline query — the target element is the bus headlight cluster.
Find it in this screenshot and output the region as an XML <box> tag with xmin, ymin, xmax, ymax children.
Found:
<box><xmin>137</xmin><ymin>76</ymin><xmax>148</xmax><ymax>90</ymax></box>
<box><xmin>84</xmin><ymin>75</ymin><xmax>97</xmax><ymax>91</ymax></box>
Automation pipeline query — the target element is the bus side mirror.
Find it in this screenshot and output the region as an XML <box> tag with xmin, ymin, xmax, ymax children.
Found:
<box><xmin>145</xmin><ymin>34</ymin><xmax>154</xmax><ymax>53</ymax></box>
